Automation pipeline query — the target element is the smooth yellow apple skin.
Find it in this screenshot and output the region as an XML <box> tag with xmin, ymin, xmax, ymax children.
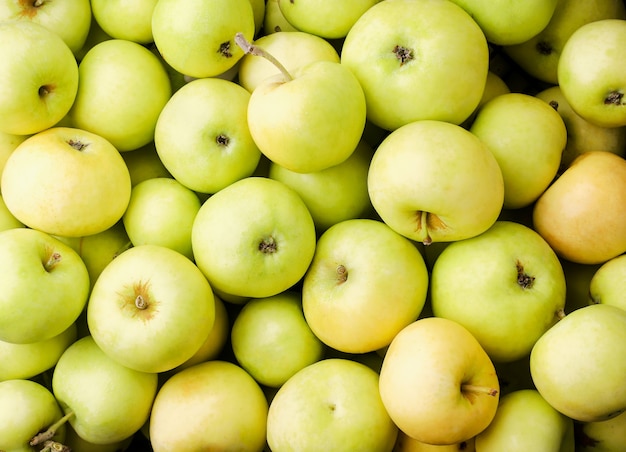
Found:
<box><xmin>533</xmin><ymin>151</ymin><xmax>626</xmax><ymax>264</ymax></box>
<box><xmin>589</xmin><ymin>254</ymin><xmax>626</xmax><ymax>312</ymax></box>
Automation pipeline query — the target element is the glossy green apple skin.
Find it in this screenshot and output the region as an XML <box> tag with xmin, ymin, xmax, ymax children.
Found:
<box><xmin>0</xmin><ymin>228</ymin><xmax>89</xmax><ymax>344</ymax></box>
<box><xmin>0</xmin><ymin>379</ymin><xmax>67</xmax><ymax>452</ymax></box>
<box><xmin>192</xmin><ymin>177</ymin><xmax>317</xmax><ymax>299</ymax></box>
<box><xmin>154</xmin><ymin>77</ymin><xmax>261</xmax><ymax>194</ymax></box>
<box><xmin>0</xmin><ymin>20</ymin><xmax>78</xmax><ymax>136</ymax></box>
<box><xmin>90</xmin><ymin>0</ymin><xmax>157</xmax><ymax>44</ymax></box>
<box><xmin>341</xmin><ymin>0</ymin><xmax>489</xmax><ymax>131</ymax></box>
<box><xmin>52</xmin><ymin>336</ymin><xmax>158</xmax><ymax>445</ymax></box>
<box><xmin>267</xmin><ymin>358</ymin><xmax>398</xmax><ymax>452</ymax></box>
<box><xmin>589</xmin><ymin>254</ymin><xmax>626</xmax><ymax>312</ymax></box>
<box><xmin>530</xmin><ymin>304</ymin><xmax>626</xmax><ymax>422</ymax></box>
<box><xmin>557</xmin><ymin>19</ymin><xmax>626</xmax><ymax>128</ymax></box>
<box><xmin>150</xmin><ymin>360</ymin><xmax>268</xmax><ymax>452</ymax></box>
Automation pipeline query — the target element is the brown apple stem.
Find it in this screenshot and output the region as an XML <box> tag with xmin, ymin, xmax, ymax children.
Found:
<box><xmin>461</xmin><ymin>384</ymin><xmax>499</xmax><ymax>397</ymax></box>
<box><xmin>234</xmin><ymin>32</ymin><xmax>293</xmax><ymax>82</ymax></box>
<box><xmin>44</xmin><ymin>250</ymin><xmax>62</xmax><ymax>272</ymax></box>
<box><xmin>30</xmin><ymin>410</ymin><xmax>75</xmax><ymax>446</ymax></box>
<box><xmin>39</xmin><ymin>440</ymin><xmax>71</xmax><ymax>452</ymax></box>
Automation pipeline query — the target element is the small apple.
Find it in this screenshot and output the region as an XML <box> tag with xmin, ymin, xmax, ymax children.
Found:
<box><xmin>577</xmin><ymin>410</ymin><xmax>626</xmax><ymax>452</ymax></box>
<box><xmin>0</xmin><ymin>130</ymin><xmax>27</xmax><ymax>176</ymax></box>
<box><xmin>120</xmin><ymin>142</ymin><xmax>172</xmax><ymax>187</ymax></box>
<box><xmin>589</xmin><ymin>253</ymin><xmax>626</xmax><ymax>312</ymax></box>
<box><xmin>267</xmin><ymin>358</ymin><xmax>398</xmax><ymax>452</ymax></box>
<box><xmin>263</xmin><ymin>0</ymin><xmax>298</xmax><ymax>33</ymax></box>
<box><xmin>90</xmin><ymin>0</ymin><xmax>158</xmax><ymax>44</ymax></box>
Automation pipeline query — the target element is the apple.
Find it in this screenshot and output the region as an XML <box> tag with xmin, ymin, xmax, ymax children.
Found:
<box><xmin>302</xmin><ymin>218</ymin><xmax>429</xmax><ymax>353</ymax></box>
<box><xmin>393</xmin><ymin>432</ymin><xmax>476</xmax><ymax>451</ymax></box>
<box><xmin>379</xmin><ymin>317</ymin><xmax>499</xmax><ymax>445</ymax></box>
<box><xmin>64</xmin><ymin>422</ymin><xmax>134</xmax><ymax>452</ymax></box>
<box><xmin>532</xmin><ymin>151</ymin><xmax>626</xmax><ymax>264</ymax></box>
<box><xmin>151</xmin><ymin>0</ymin><xmax>255</xmax><ymax>78</ymax></box>
<box><xmin>1</xmin><ymin>127</ymin><xmax>132</xmax><ymax>238</ymax></box>
<box><xmin>87</xmin><ymin>244</ymin><xmax>216</xmax><ymax>373</ymax></box>
<box><xmin>52</xmin><ymin>335</ymin><xmax>158</xmax><ymax>445</ymax></box>
<box><xmin>340</xmin><ymin>0</ymin><xmax>489</xmax><ymax>131</ymax></box>
<box><xmin>474</xmin><ymin>389</ymin><xmax>575</xmax><ymax>451</ymax></box>
<box><xmin>461</xmin><ymin>71</ymin><xmax>511</xmax><ymax>128</ymax></box>
<box><xmin>154</xmin><ymin>77</ymin><xmax>261</xmax><ymax>194</ymax></box>
<box><xmin>149</xmin><ymin>360</ymin><xmax>268</xmax><ymax>452</ymax></box>
<box><xmin>0</xmin><ymin>323</ymin><xmax>76</xmax><ymax>382</ymax></box>
<box><xmin>70</xmin><ymin>39</ymin><xmax>172</xmax><ymax>152</ymax></box>
<box><xmin>589</xmin><ymin>253</ymin><xmax>626</xmax><ymax>312</ymax></box>
<box><xmin>231</xmin><ymin>290</ymin><xmax>325</xmax><ymax>387</ymax></box>
<box><xmin>367</xmin><ymin>119</ymin><xmax>504</xmax><ymax>245</ymax></box>
<box><xmin>0</xmin><ymin>379</ymin><xmax>67</xmax><ymax>452</ymax></box>
<box><xmin>557</xmin><ymin>19</ymin><xmax>626</xmax><ymax>128</ymax></box>
<box><xmin>90</xmin><ymin>0</ymin><xmax>158</xmax><ymax>44</ymax></box>
<box><xmin>237</xmin><ymin>31</ymin><xmax>340</xmax><ymax>93</ymax></box>
<box><xmin>0</xmin><ymin>227</ymin><xmax>89</xmax><ymax>344</ymax></box>
<box><xmin>191</xmin><ymin>177</ymin><xmax>317</xmax><ymax>299</ymax></box>
<box><xmin>577</xmin><ymin>410</ymin><xmax>626</xmax><ymax>452</ymax></box>
<box><xmin>0</xmin><ymin>130</ymin><xmax>27</xmax><ymax>176</ymax></box>
<box><xmin>263</xmin><ymin>0</ymin><xmax>298</xmax><ymax>33</ymax></box>
<box><xmin>469</xmin><ymin>92</ymin><xmax>567</xmax><ymax>209</ymax></box>
<box><xmin>277</xmin><ymin>0</ymin><xmax>381</xmax><ymax>39</ymax></box>
<box><xmin>123</xmin><ymin>177</ymin><xmax>201</xmax><ymax>260</ymax></box>
<box><xmin>120</xmin><ymin>142</ymin><xmax>172</xmax><ymax>187</ymax></box>
<box><xmin>503</xmin><ymin>0</ymin><xmax>626</xmax><ymax>84</ymax></box>
<box><xmin>530</xmin><ymin>303</ymin><xmax>626</xmax><ymax>422</ymax></box>
<box><xmin>0</xmin><ymin>194</ymin><xmax>23</xmax><ymax>231</ymax></box>
<box><xmin>267</xmin><ymin>358</ymin><xmax>398</xmax><ymax>451</ymax></box>
<box><xmin>268</xmin><ymin>140</ymin><xmax>374</xmax><ymax>232</ymax></box>
<box><xmin>0</xmin><ymin>20</ymin><xmax>78</xmax><ymax>135</ymax></box>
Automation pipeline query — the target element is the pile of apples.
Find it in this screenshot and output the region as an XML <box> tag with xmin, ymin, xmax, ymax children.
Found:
<box><xmin>2</xmin><ymin>0</ymin><xmax>626</xmax><ymax>450</ymax></box>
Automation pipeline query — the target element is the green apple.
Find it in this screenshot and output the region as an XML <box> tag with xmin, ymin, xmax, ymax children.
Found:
<box><xmin>149</xmin><ymin>360</ymin><xmax>268</xmax><ymax>452</ymax></box>
<box><xmin>557</xmin><ymin>19</ymin><xmax>626</xmax><ymax>128</ymax></box>
<box><xmin>277</xmin><ymin>0</ymin><xmax>381</xmax><ymax>39</ymax></box>
<box><xmin>70</xmin><ymin>39</ymin><xmax>172</xmax><ymax>152</ymax></box>
<box><xmin>530</xmin><ymin>303</ymin><xmax>626</xmax><ymax>422</ymax></box>
<box><xmin>0</xmin><ymin>20</ymin><xmax>78</xmax><ymax>135</ymax></box>
<box><xmin>431</xmin><ymin>221</ymin><xmax>567</xmax><ymax>363</ymax></box>
<box><xmin>461</xmin><ymin>70</ymin><xmax>511</xmax><ymax>128</ymax></box>
<box><xmin>393</xmin><ymin>431</ymin><xmax>476</xmax><ymax>451</ymax></box>
<box><xmin>151</xmin><ymin>0</ymin><xmax>255</xmax><ymax>78</ymax></box>
<box><xmin>577</xmin><ymin>410</ymin><xmax>626</xmax><ymax>452</ymax></box>
<box><xmin>264</xmin><ymin>0</ymin><xmax>298</xmax><ymax>33</ymax></box>
<box><xmin>120</xmin><ymin>142</ymin><xmax>172</xmax><ymax>187</ymax></box>
<box><xmin>302</xmin><ymin>218</ymin><xmax>429</xmax><ymax>353</ymax></box>
<box><xmin>238</xmin><ymin>31</ymin><xmax>340</xmax><ymax>93</ymax></box>
<box><xmin>267</xmin><ymin>358</ymin><xmax>398</xmax><ymax>451</ymax></box>
<box><xmin>268</xmin><ymin>140</ymin><xmax>374</xmax><ymax>232</ymax></box>
<box><xmin>589</xmin><ymin>253</ymin><xmax>626</xmax><ymax>312</ymax></box>
<box><xmin>191</xmin><ymin>177</ymin><xmax>317</xmax><ymax>299</ymax></box>
<box><xmin>231</xmin><ymin>290</ymin><xmax>324</xmax><ymax>387</ymax></box>
<box><xmin>367</xmin><ymin>120</ymin><xmax>504</xmax><ymax>244</ymax></box>
<box><xmin>470</xmin><ymin>93</ymin><xmax>567</xmax><ymax>209</ymax></box>
<box><xmin>0</xmin><ymin>130</ymin><xmax>27</xmax><ymax>177</ymax></box>
<box><xmin>503</xmin><ymin>0</ymin><xmax>626</xmax><ymax>84</ymax></box>
<box><xmin>0</xmin><ymin>194</ymin><xmax>23</xmax><ymax>231</ymax></box>
<box><xmin>87</xmin><ymin>245</ymin><xmax>215</xmax><ymax>373</ymax></box>
<box><xmin>533</xmin><ymin>151</ymin><xmax>626</xmax><ymax>264</ymax></box>
<box><xmin>536</xmin><ymin>85</ymin><xmax>626</xmax><ymax>170</ymax></box>
<box><xmin>474</xmin><ymin>389</ymin><xmax>575</xmax><ymax>451</ymax></box>
<box><xmin>340</xmin><ymin>0</ymin><xmax>489</xmax><ymax>131</ymax></box>
<box><xmin>1</xmin><ymin>127</ymin><xmax>132</xmax><ymax>237</ymax></box>
<box><xmin>238</xmin><ymin>35</ymin><xmax>366</xmax><ymax>174</ymax></box>
<box><xmin>0</xmin><ymin>379</ymin><xmax>67</xmax><ymax>452</ymax></box>
<box><xmin>379</xmin><ymin>317</ymin><xmax>499</xmax><ymax>445</ymax></box>
<box><xmin>90</xmin><ymin>0</ymin><xmax>158</xmax><ymax>44</ymax></box>
<box><xmin>154</xmin><ymin>77</ymin><xmax>261</xmax><ymax>194</ymax></box>
<box><xmin>123</xmin><ymin>177</ymin><xmax>201</xmax><ymax>260</ymax></box>
<box><xmin>52</xmin><ymin>336</ymin><xmax>158</xmax><ymax>445</ymax></box>
<box><xmin>0</xmin><ymin>323</ymin><xmax>76</xmax><ymax>382</ymax></box>
<box><xmin>0</xmin><ymin>228</ymin><xmax>89</xmax><ymax>344</ymax></box>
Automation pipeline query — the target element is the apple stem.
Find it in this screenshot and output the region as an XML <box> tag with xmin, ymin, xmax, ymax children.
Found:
<box><xmin>234</xmin><ymin>32</ymin><xmax>293</xmax><ymax>82</ymax></box>
<box><xmin>461</xmin><ymin>384</ymin><xmax>499</xmax><ymax>397</ymax></box>
<box><xmin>44</xmin><ymin>250</ymin><xmax>62</xmax><ymax>272</ymax></box>
<box><xmin>30</xmin><ymin>410</ymin><xmax>75</xmax><ymax>447</ymax></box>
<box><xmin>556</xmin><ymin>308</ymin><xmax>566</xmax><ymax>320</ymax></box>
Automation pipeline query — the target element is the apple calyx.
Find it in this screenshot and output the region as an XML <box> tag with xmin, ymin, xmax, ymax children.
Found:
<box><xmin>258</xmin><ymin>235</ymin><xmax>278</xmax><ymax>254</ymax></box>
<box><xmin>604</xmin><ymin>90</ymin><xmax>624</xmax><ymax>106</ymax></box>
<box><xmin>218</xmin><ymin>41</ymin><xmax>233</xmax><ymax>58</ymax></box>
<box><xmin>535</xmin><ymin>41</ymin><xmax>553</xmax><ymax>56</ymax></box>
<box><xmin>336</xmin><ymin>265</ymin><xmax>348</xmax><ymax>284</ymax></box>
<box><xmin>29</xmin><ymin>410</ymin><xmax>74</xmax><ymax>450</ymax></box>
<box><xmin>67</xmin><ymin>139</ymin><xmax>88</xmax><ymax>151</ymax></box>
<box><xmin>415</xmin><ymin>210</ymin><xmax>446</xmax><ymax>245</ymax></box>
<box><xmin>234</xmin><ymin>32</ymin><xmax>294</xmax><ymax>82</ymax></box>
<box><xmin>461</xmin><ymin>383</ymin><xmax>499</xmax><ymax>398</ymax></box>
<box><xmin>515</xmin><ymin>260</ymin><xmax>535</xmax><ymax>289</ymax></box>
<box><xmin>393</xmin><ymin>44</ymin><xmax>414</xmax><ymax>66</ymax></box>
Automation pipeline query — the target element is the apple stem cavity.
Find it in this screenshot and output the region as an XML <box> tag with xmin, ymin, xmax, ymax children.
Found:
<box><xmin>234</xmin><ymin>32</ymin><xmax>294</xmax><ymax>82</ymax></box>
<box><xmin>461</xmin><ymin>384</ymin><xmax>499</xmax><ymax>397</ymax></box>
<box><xmin>29</xmin><ymin>410</ymin><xmax>75</xmax><ymax>447</ymax></box>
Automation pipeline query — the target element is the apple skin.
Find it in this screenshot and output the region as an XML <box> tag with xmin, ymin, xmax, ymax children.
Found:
<box><xmin>393</xmin><ymin>432</ymin><xmax>476</xmax><ymax>451</ymax></box>
<box><xmin>589</xmin><ymin>253</ymin><xmax>626</xmax><ymax>312</ymax></box>
<box><xmin>530</xmin><ymin>303</ymin><xmax>626</xmax><ymax>422</ymax></box>
<box><xmin>0</xmin><ymin>20</ymin><xmax>78</xmax><ymax>136</ymax></box>
<box><xmin>0</xmin><ymin>130</ymin><xmax>27</xmax><ymax>176</ymax></box>
<box><xmin>264</xmin><ymin>0</ymin><xmax>298</xmax><ymax>33</ymax></box>
<box><xmin>577</xmin><ymin>410</ymin><xmax>626</xmax><ymax>452</ymax></box>
<box><xmin>90</xmin><ymin>0</ymin><xmax>157</xmax><ymax>44</ymax></box>
<box><xmin>87</xmin><ymin>244</ymin><xmax>216</xmax><ymax>373</ymax></box>
<box><xmin>149</xmin><ymin>360</ymin><xmax>269</xmax><ymax>452</ymax></box>
<box><xmin>267</xmin><ymin>358</ymin><xmax>398</xmax><ymax>452</ymax></box>
<box><xmin>120</xmin><ymin>142</ymin><xmax>172</xmax><ymax>187</ymax></box>
<box><xmin>0</xmin><ymin>194</ymin><xmax>23</xmax><ymax>231</ymax></box>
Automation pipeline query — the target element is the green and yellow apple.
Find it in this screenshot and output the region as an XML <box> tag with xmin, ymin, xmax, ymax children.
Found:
<box><xmin>341</xmin><ymin>0</ymin><xmax>489</xmax><ymax>131</ymax></box>
<box><xmin>367</xmin><ymin>120</ymin><xmax>504</xmax><ymax>244</ymax></box>
<box><xmin>263</xmin><ymin>0</ymin><xmax>298</xmax><ymax>33</ymax></box>
<box><xmin>154</xmin><ymin>77</ymin><xmax>261</xmax><ymax>194</ymax></box>
<box><xmin>530</xmin><ymin>303</ymin><xmax>626</xmax><ymax>422</ymax></box>
<box><xmin>0</xmin><ymin>228</ymin><xmax>89</xmax><ymax>344</ymax></box>
<box><xmin>191</xmin><ymin>177</ymin><xmax>317</xmax><ymax>299</ymax></box>
<box><xmin>70</xmin><ymin>39</ymin><xmax>172</xmax><ymax>152</ymax></box>
<box><xmin>150</xmin><ymin>360</ymin><xmax>268</xmax><ymax>452</ymax></box>
<box><xmin>379</xmin><ymin>317</ymin><xmax>499</xmax><ymax>445</ymax></box>
<box><xmin>90</xmin><ymin>0</ymin><xmax>157</xmax><ymax>44</ymax></box>
<box><xmin>577</xmin><ymin>410</ymin><xmax>626</xmax><ymax>452</ymax></box>
<box><xmin>589</xmin><ymin>253</ymin><xmax>626</xmax><ymax>312</ymax></box>
<box><xmin>248</xmin><ymin>0</ymin><xmax>265</xmax><ymax>36</ymax></box>
<box><xmin>0</xmin><ymin>130</ymin><xmax>27</xmax><ymax>176</ymax></box>
<box><xmin>0</xmin><ymin>194</ymin><xmax>23</xmax><ymax>231</ymax></box>
<box><xmin>0</xmin><ymin>20</ymin><xmax>78</xmax><ymax>135</ymax></box>
<box><xmin>87</xmin><ymin>245</ymin><xmax>215</xmax><ymax>373</ymax></box>
<box><xmin>1</xmin><ymin>127</ymin><xmax>131</xmax><ymax>237</ymax></box>
<box><xmin>267</xmin><ymin>358</ymin><xmax>398</xmax><ymax>452</ymax></box>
